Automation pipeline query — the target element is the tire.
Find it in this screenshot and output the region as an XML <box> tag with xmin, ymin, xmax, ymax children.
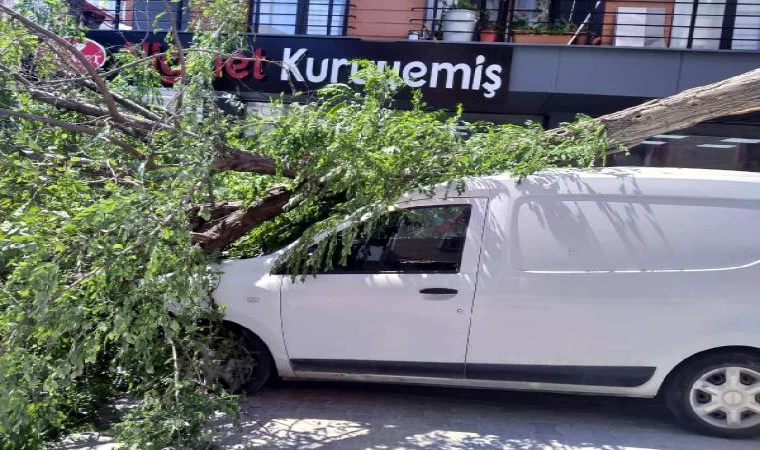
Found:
<box><xmin>664</xmin><ymin>351</ymin><xmax>760</xmax><ymax>439</ymax></box>
<box><xmin>209</xmin><ymin>324</ymin><xmax>273</xmax><ymax>396</ymax></box>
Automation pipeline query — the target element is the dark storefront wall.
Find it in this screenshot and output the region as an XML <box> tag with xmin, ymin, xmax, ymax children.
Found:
<box><xmin>607</xmin><ymin>114</ymin><xmax>760</xmax><ymax>173</ymax></box>
<box><xmin>86</xmin><ymin>30</ymin><xmax>760</xmax><ymax>116</ymax></box>
<box><xmin>87</xmin><ymin>31</ymin><xmax>514</xmax><ymax>115</ymax></box>
<box><xmin>611</xmin><ymin>134</ymin><xmax>760</xmax><ymax>172</ymax></box>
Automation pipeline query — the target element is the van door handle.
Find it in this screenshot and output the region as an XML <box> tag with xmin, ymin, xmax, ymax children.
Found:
<box><xmin>419</xmin><ymin>288</ymin><xmax>458</xmax><ymax>295</ymax></box>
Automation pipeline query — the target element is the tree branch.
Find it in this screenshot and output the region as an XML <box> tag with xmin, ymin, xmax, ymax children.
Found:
<box><xmin>28</xmin><ymin>88</ymin><xmax>168</xmax><ymax>134</ymax></box>
<box><xmin>80</xmin><ymin>80</ymin><xmax>164</xmax><ymax>122</ymax></box>
<box><xmin>25</xmin><ymin>88</ymin><xmax>291</xmax><ymax>176</ymax></box>
<box><xmin>0</xmin><ymin>108</ymin><xmax>146</xmax><ymax>159</ymax></box>
<box><xmin>597</xmin><ymin>68</ymin><xmax>760</xmax><ymax>148</ymax></box>
<box><xmin>192</xmin><ymin>186</ymin><xmax>292</xmax><ymax>253</ymax></box>
<box><xmin>0</xmin><ymin>4</ymin><xmax>124</xmax><ymax>122</ymax></box>
<box><xmin>210</xmin><ymin>148</ymin><xmax>295</xmax><ymax>177</ymax></box>
<box><xmin>187</xmin><ymin>201</ymin><xmax>243</xmax><ymax>231</ymax></box>
<box><xmin>162</xmin><ymin>0</ymin><xmax>187</xmax><ymax>118</ymax></box>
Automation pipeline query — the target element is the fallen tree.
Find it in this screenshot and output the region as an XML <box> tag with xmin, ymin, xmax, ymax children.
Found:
<box><xmin>2</xmin><ymin>1</ymin><xmax>760</xmax><ymax>448</ymax></box>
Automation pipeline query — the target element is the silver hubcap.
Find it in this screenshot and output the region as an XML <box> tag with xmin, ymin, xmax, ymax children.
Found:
<box><xmin>690</xmin><ymin>366</ymin><xmax>760</xmax><ymax>429</ymax></box>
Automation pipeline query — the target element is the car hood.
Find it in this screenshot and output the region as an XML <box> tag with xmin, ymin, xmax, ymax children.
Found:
<box><xmin>216</xmin><ymin>250</ymin><xmax>283</xmax><ymax>280</ymax></box>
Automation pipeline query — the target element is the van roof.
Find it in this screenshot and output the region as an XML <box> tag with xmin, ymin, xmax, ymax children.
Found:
<box><xmin>585</xmin><ymin>166</ymin><xmax>760</xmax><ymax>181</ymax></box>
<box><xmin>515</xmin><ymin>167</ymin><xmax>760</xmax><ymax>182</ymax></box>
<box><xmin>401</xmin><ymin>167</ymin><xmax>760</xmax><ymax>201</ymax></box>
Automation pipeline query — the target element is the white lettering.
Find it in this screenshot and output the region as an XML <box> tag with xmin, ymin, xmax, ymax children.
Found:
<box><xmin>430</xmin><ymin>62</ymin><xmax>472</xmax><ymax>90</ymax></box>
<box><xmin>482</xmin><ymin>64</ymin><xmax>502</xmax><ymax>99</ymax></box>
<box><xmin>471</xmin><ymin>55</ymin><xmax>486</xmax><ymax>90</ymax></box>
<box><xmin>281</xmin><ymin>48</ymin><xmax>307</xmax><ymax>82</ymax></box>
<box><xmin>350</xmin><ymin>62</ymin><xmax>365</xmax><ymax>85</ymax></box>
<box><xmin>402</xmin><ymin>61</ymin><xmax>427</xmax><ymax>88</ymax></box>
<box><xmin>305</xmin><ymin>57</ymin><xmax>329</xmax><ymax>83</ymax></box>
<box><xmin>281</xmin><ymin>51</ymin><xmax>501</xmax><ymax>99</ymax></box>
<box><xmin>376</xmin><ymin>60</ymin><xmax>402</xmax><ymax>74</ymax></box>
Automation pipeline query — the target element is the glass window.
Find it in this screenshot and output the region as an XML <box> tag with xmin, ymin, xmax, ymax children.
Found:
<box><xmin>305</xmin><ymin>0</ymin><xmax>347</xmax><ymax>34</ymax></box>
<box><xmin>130</xmin><ymin>0</ymin><xmax>187</xmax><ymax>30</ymax></box>
<box><xmin>607</xmin><ymin>133</ymin><xmax>760</xmax><ymax>172</ymax></box>
<box><xmin>253</xmin><ymin>0</ymin><xmax>348</xmax><ymax>35</ymax></box>
<box><xmin>320</xmin><ymin>205</ymin><xmax>472</xmax><ymax>274</ymax></box>
<box><xmin>255</xmin><ymin>0</ymin><xmax>298</xmax><ymax>34</ymax></box>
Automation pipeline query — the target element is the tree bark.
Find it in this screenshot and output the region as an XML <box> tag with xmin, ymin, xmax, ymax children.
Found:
<box><xmin>210</xmin><ymin>149</ymin><xmax>296</xmax><ymax>178</ymax></box>
<box><xmin>191</xmin><ymin>186</ymin><xmax>293</xmax><ymax>252</ymax></box>
<box><xmin>187</xmin><ymin>201</ymin><xmax>244</xmax><ymax>231</ymax></box>
<box><xmin>597</xmin><ymin>68</ymin><xmax>760</xmax><ymax>148</ymax></box>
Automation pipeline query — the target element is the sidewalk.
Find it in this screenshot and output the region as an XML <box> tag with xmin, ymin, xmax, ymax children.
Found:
<box><xmin>55</xmin><ymin>381</ymin><xmax>760</xmax><ymax>450</ymax></box>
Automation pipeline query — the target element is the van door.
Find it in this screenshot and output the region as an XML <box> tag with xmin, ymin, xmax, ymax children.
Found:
<box><xmin>280</xmin><ymin>197</ymin><xmax>488</xmax><ymax>380</ymax></box>
<box><xmin>466</xmin><ymin>181</ymin><xmax>760</xmax><ymax>390</ymax></box>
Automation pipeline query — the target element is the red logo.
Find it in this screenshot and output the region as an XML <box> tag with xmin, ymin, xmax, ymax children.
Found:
<box><xmin>65</xmin><ymin>37</ymin><xmax>107</xmax><ymax>71</ymax></box>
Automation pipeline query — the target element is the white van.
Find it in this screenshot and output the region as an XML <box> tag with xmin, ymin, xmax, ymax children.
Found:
<box><xmin>213</xmin><ymin>167</ymin><xmax>760</xmax><ymax>438</ymax></box>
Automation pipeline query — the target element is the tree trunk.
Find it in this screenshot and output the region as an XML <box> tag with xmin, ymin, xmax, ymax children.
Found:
<box><xmin>597</xmin><ymin>68</ymin><xmax>760</xmax><ymax>148</ymax></box>
<box><xmin>191</xmin><ymin>186</ymin><xmax>292</xmax><ymax>252</ymax></box>
<box><xmin>194</xmin><ymin>68</ymin><xmax>760</xmax><ymax>253</ymax></box>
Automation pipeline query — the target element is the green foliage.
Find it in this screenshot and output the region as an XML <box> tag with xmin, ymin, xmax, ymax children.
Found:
<box><xmin>0</xmin><ymin>2</ymin><xmax>609</xmax><ymax>448</ymax></box>
<box><xmin>0</xmin><ymin>1</ymin><xmax>251</xmax><ymax>448</ymax></box>
<box><xmin>0</xmin><ymin>154</ymin><xmax>229</xmax><ymax>449</ymax></box>
<box><xmin>511</xmin><ymin>18</ymin><xmax>578</xmax><ymax>34</ymax></box>
<box><xmin>232</xmin><ymin>63</ymin><xmax>609</xmax><ymax>274</ymax></box>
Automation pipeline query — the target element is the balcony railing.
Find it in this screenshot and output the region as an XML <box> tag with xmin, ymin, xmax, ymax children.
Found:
<box><xmin>69</xmin><ymin>0</ymin><xmax>760</xmax><ymax>51</ymax></box>
<box><xmin>417</xmin><ymin>0</ymin><xmax>760</xmax><ymax>50</ymax></box>
<box><xmin>67</xmin><ymin>0</ymin><xmax>349</xmax><ymax>35</ymax></box>
<box><xmin>67</xmin><ymin>0</ymin><xmax>189</xmax><ymax>31</ymax></box>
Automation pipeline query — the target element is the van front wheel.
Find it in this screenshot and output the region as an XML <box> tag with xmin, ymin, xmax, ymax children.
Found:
<box><xmin>205</xmin><ymin>324</ymin><xmax>273</xmax><ymax>396</ymax></box>
<box><xmin>665</xmin><ymin>352</ymin><xmax>760</xmax><ymax>438</ymax></box>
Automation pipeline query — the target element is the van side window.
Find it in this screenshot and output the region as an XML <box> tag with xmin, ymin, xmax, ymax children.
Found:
<box><xmin>321</xmin><ymin>205</ymin><xmax>472</xmax><ymax>274</ymax></box>
<box><xmin>512</xmin><ymin>198</ymin><xmax>760</xmax><ymax>272</ymax></box>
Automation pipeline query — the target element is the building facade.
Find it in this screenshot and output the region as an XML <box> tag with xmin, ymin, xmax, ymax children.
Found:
<box><xmin>72</xmin><ymin>0</ymin><xmax>760</xmax><ymax>172</ymax></box>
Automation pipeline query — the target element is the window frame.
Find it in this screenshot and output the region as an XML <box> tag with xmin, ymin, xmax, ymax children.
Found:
<box><xmin>277</xmin><ymin>203</ymin><xmax>474</xmax><ymax>276</ymax></box>
<box><xmin>249</xmin><ymin>0</ymin><xmax>350</xmax><ymax>36</ymax></box>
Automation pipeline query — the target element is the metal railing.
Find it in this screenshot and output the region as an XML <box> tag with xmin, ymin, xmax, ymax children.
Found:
<box><xmin>417</xmin><ymin>0</ymin><xmax>760</xmax><ymax>50</ymax></box>
<box><xmin>67</xmin><ymin>0</ymin><xmax>349</xmax><ymax>35</ymax></box>
<box><xmin>68</xmin><ymin>0</ymin><xmax>760</xmax><ymax>50</ymax></box>
<box><xmin>67</xmin><ymin>0</ymin><xmax>189</xmax><ymax>31</ymax></box>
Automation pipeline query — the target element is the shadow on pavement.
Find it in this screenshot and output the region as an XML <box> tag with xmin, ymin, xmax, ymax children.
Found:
<box><xmin>208</xmin><ymin>380</ymin><xmax>760</xmax><ymax>449</ymax></box>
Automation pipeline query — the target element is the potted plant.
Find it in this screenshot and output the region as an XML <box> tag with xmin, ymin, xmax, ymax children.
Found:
<box><xmin>510</xmin><ymin>0</ymin><xmax>587</xmax><ymax>45</ymax></box>
<box><xmin>441</xmin><ymin>0</ymin><xmax>479</xmax><ymax>42</ymax></box>
<box><xmin>511</xmin><ymin>19</ymin><xmax>588</xmax><ymax>45</ymax></box>
<box><xmin>479</xmin><ymin>20</ymin><xmax>500</xmax><ymax>42</ymax></box>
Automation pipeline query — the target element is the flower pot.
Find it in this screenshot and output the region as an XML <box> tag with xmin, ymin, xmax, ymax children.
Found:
<box><xmin>441</xmin><ymin>9</ymin><xmax>478</xmax><ymax>42</ymax></box>
<box><xmin>511</xmin><ymin>31</ymin><xmax>588</xmax><ymax>45</ymax></box>
<box><xmin>479</xmin><ymin>29</ymin><xmax>499</xmax><ymax>42</ymax></box>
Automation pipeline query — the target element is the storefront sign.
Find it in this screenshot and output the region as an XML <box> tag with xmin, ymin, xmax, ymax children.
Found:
<box><xmin>86</xmin><ymin>31</ymin><xmax>513</xmax><ymax>113</ymax></box>
<box><xmin>36</xmin><ymin>37</ymin><xmax>107</xmax><ymax>74</ymax></box>
<box><xmin>69</xmin><ymin>37</ymin><xmax>108</xmax><ymax>70</ymax></box>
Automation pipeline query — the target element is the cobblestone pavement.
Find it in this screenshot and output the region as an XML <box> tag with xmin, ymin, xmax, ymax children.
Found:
<box><xmin>57</xmin><ymin>380</ymin><xmax>760</xmax><ymax>450</ymax></box>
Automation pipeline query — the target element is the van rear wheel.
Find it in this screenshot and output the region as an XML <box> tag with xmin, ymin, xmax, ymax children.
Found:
<box><xmin>665</xmin><ymin>352</ymin><xmax>760</xmax><ymax>438</ymax></box>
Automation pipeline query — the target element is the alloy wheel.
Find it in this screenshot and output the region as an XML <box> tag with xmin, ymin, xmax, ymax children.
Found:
<box><xmin>689</xmin><ymin>366</ymin><xmax>760</xmax><ymax>429</ymax></box>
